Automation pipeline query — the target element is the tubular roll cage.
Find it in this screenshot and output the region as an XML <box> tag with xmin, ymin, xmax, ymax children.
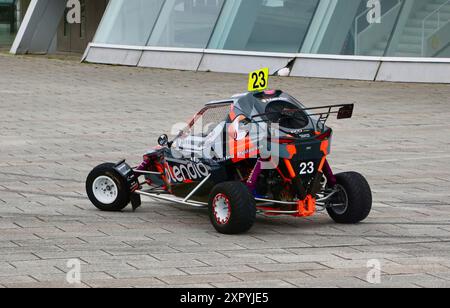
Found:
<box><xmin>252</xmin><ymin>103</ymin><xmax>354</xmax><ymax>132</ymax></box>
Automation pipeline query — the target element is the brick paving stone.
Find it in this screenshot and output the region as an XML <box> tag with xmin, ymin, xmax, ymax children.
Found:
<box><xmin>85</xmin><ymin>277</ymin><xmax>166</xmax><ymax>288</ymax></box>
<box><xmin>212</xmin><ymin>280</ymin><xmax>295</xmax><ymax>288</ymax></box>
<box><xmin>230</xmin><ymin>270</ymin><xmax>312</xmax><ymax>282</ymax></box>
<box><xmin>380</xmin><ymin>273</ymin><xmax>450</xmax><ymax>288</ymax></box>
<box><xmin>249</xmin><ymin>262</ymin><xmax>328</xmax><ymax>272</ymax></box>
<box><xmin>181</xmin><ymin>265</ymin><xmax>259</xmax><ymax>275</ymax></box>
<box><xmin>159</xmin><ymin>274</ymin><xmax>240</xmax><ymax>285</ymax></box>
<box><xmin>161</xmin><ymin>283</ymin><xmax>215</xmax><ymax>288</ymax></box>
<box><xmin>0</xmin><ymin>54</ymin><xmax>449</xmax><ymax>287</ymax></box>
<box><xmin>3</xmin><ymin>281</ymin><xmax>89</xmax><ymax>288</ymax></box>
<box><xmin>105</xmin><ymin>268</ymin><xmax>186</xmax><ymax>279</ymax></box>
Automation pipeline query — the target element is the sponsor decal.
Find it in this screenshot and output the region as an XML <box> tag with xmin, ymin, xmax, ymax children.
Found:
<box><xmin>298</xmin><ymin>133</ymin><xmax>311</xmax><ymax>139</ymax></box>
<box><xmin>165</xmin><ymin>160</ymin><xmax>210</xmax><ymax>183</ymax></box>
<box><xmin>288</xmin><ymin>129</ymin><xmax>305</xmax><ymax>134</ymax></box>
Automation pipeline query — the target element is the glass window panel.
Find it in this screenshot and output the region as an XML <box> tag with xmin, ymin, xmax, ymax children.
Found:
<box><xmin>0</xmin><ymin>0</ymin><xmax>24</xmax><ymax>47</ymax></box>
<box><xmin>309</xmin><ymin>0</ymin><xmax>402</xmax><ymax>57</ymax></box>
<box><xmin>147</xmin><ymin>0</ymin><xmax>225</xmax><ymax>48</ymax></box>
<box><xmin>90</xmin><ymin>0</ymin><xmax>450</xmax><ymax>59</ymax></box>
<box><xmin>355</xmin><ymin>0</ymin><xmax>402</xmax><ymax>56</ymax></box>
<box><xmin>94</xmin><ymin>0</ymin><xmax>165</xmax><ymax>46</ymax></box>
<box><xmin>208</xmin><ymin>0</ymin><xmax>320</xmax><ymax>53</ymax></box>
<box><xmin>385</xmin><ymin>0</ymin><xmax>450</xmax><ymax>57</ymax></box>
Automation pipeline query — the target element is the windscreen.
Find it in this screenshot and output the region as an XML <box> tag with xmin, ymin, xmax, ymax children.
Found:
<box><xmin>174</xmin><ymin>103</ymin><xmax>232</xmax><ymax>154</ymax></box>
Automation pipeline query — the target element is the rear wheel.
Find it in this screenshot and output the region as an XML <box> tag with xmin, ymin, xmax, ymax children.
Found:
<box><xmin>327</xmin><ymin>172</ymin><xmax>372</xmax><ymax>224</ymax></box>
<box><xmin>86</xmin><ymin>163</ymin><xmax>130</xmax><ymax>212</ymax></box>
<box><xmin>208</xmin><ymin>182</ymin><xmax>256</xmax><ymax>234</ymax></box>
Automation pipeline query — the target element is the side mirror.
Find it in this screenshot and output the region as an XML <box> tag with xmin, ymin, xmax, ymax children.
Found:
<box><xmin>337</xmin><ymin>104</ymin><xmax>354</xmax><ymax>119</ymax></box>
<box><xmin>158</xmin><ymin>134</ymin><xmax>169</xmax><ymax>146</ymax></box>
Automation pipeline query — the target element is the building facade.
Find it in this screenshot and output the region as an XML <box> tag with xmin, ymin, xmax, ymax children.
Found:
<box><xmin>0</xmin><ymin>0</ymin><xmax>30</xmax><ymax>48</ymax></box>
<box><xmin>8</xmin><ymin>0</ymin><xmax>450</xmax><ymax>83</ymax></box>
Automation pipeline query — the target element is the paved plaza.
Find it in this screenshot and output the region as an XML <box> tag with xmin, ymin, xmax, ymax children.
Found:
<box><xmin>0</xmin><ymin>53</ymin><xmax>449</xmax><ymax>288</ymax></box>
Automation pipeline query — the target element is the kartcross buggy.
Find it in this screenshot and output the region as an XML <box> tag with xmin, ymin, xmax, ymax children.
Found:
<box><xmin>86</xmin><ymin>90</ymin><xmax>372</xmax><ymax>234</ymax></box>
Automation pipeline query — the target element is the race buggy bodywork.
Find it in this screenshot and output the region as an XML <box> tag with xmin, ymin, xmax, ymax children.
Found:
<box><xmin>86</xmin><ymin>90</ymin><xmax>372</xmax><ymax>234</ymax></box>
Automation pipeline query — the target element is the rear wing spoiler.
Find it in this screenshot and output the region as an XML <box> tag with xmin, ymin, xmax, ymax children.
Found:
<box><xmin>252</xmin><ymin>103</ymin><xmax>354</xmax><ymax>131</ymax></box>
<box><xmin>300</xmin><ymin>104</ymin><xmax>354</xmax><ymax>120</ymax></box>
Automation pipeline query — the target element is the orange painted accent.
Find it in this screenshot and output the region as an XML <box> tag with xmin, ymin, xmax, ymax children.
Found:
<box><xmin>227</xmin><ymin>118</ymin><xmax>238</xmax><ymax>162</ymax></box>
<box><xmin>318</xmin><ymin>156</ymin><xmax>327</xmax><ymax>172</ymax></box>
<box><xmin>229</xmin><ymin>105</ymin><xmax>237</xmax><ymax>121</ymax></box>
<box><xmin>318</xmin><ymin>140</ymin><xmax>330</xmax><ymax>172</ymax></box>
<box><xmin>187</xmin><ymin>107</ymin><xmax>207</xmax><ymax>129</ymax></box>
<box><xmin>320</xmin><ymin>140</ymin><xmax>329</xmax><ymax>155</ymax></box>
<box><xmin>228</xmin><ymin>115</ymin><xmax>258</xmax><ymax>163</ymax></box>
<box><xmin>286</xmin><ymin>144</ymin><xmax>297</xmax><ymax>159</ymax></box>
<box><xmin>284</xmin><ymin>159</ymin><xmax>297</xmax><ymax>179</ymax></box>
<box><xmin>296</xmin><ymin>195</ymin><xmax>316</xmax><ymax>217</ymax></box>
<box><xmin>156</xmin><ymin>162</ymin><xmax>171</xmax><ymax>193</ymax></box>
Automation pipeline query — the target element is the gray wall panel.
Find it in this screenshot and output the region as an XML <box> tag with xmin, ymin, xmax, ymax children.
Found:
<box><xmin>376</xmin><ymin>62</ymin><xmax>450</xmax><ymax>83</ymax></box>
<box><xmin>198</xmin><ymin>54</ymin><xmax>293</xmax><ymax>74</ymax></box>
<box><xmin>84</xmin><ymin>47</ymin><xmax>142</xmax><ymax>66</ymax></box>
<box><xmin>11</xmin><ymin>0</ymin><xmax>66</xmax><ymax>54</ymax></box>
<box><xmin>291</xmin><ymin>57</ymin><xmax>380</xmax><ymax>81</ymax></box>
<box><xmin>138</xmin><ymin>51</ymin><xmax>203</xmax><ymax>71</ymax></box>
<box><xmin>81</xmin><ymin>46</ymin><xmax>450</xmax><ymax>84</ymax></box>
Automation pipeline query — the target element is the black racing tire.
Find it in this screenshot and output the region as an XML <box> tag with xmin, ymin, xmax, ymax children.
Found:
<box><xmin>208</xmin><ymin>182</ymin><xmax>256</xmax><ymax>235</ymax></box>
<box><xmin>86</xmin><ymin>163</ymin><xmax>130</xmax><ymax>212</ymax></box>
<box><xmin>327</xmin><ymin>172</ymin><xmax>372</xmax><ymax>224</ymax></box>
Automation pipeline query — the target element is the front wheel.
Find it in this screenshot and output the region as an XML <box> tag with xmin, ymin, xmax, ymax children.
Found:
<box><xmin>327</xmin><ymin>172</ymin><xmax>372</xmax><ymax>224</ymax></box>
<box><xmin>86</xmin><ymin>163</ymin><xmax>130</xmax><ymax>212</ymax></box>
<box><xmin>208</xmin><ymin>182</ymin><xmax>256</xmax><ymax>235</ymax></box>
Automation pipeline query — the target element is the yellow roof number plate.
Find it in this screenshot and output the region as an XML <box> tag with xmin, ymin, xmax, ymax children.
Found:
<box><xmin>248</xmin><ymin>68</ymin><xmax>269</xmax><ymax>92</ymax></box>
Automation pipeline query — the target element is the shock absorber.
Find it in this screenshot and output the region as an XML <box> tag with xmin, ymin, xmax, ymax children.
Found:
<box><xmin>246</xmin><ymin>159</ymin><xmax>262</xmax><ymax>193</ymax></box>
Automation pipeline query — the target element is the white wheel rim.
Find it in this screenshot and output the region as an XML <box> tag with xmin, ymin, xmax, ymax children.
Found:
<box><xmin>92</xmin><ymin>176</ymin><xmax>118</xmax><ymax>205</ymax></box>
<box><xmin>213</xmin><ymin>194</ymin><xmax>231</xmax><ymax>225</ymax></box>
